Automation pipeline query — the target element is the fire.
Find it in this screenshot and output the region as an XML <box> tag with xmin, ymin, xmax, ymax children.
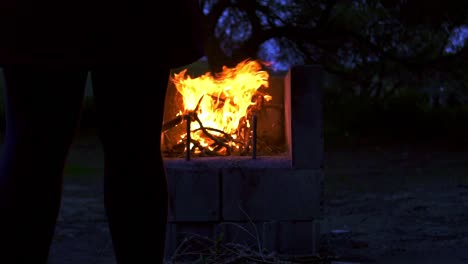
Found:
<box><xmin>170</xmin><ymin>59</ymin><xmax>271</xmax><ymax>155</ymax></box>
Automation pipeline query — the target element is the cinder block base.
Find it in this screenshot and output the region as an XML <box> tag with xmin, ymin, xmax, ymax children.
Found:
<box><xmin>163</xmin><ymin>156</ymin><xmax>323</xmax><ymax>260</ymax></box>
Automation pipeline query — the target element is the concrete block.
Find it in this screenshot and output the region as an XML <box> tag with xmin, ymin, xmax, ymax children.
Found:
<box><xmin>164</xmin><ymin>224</ymin><xmax>177</xmax><ymax>260</ymax></box>
<box><xmin>165</xmin><ymin>167</ymin><xmax>220</xmax><ymax>222</ymax></box>
<box><xmin>218</xmin><ymin>221</ymin><xmax>279</xmax><ymax>252</ymax></box>
<box><xmin>277</xmin><ymin>220</ymin><xmax>320</xmax><ymax>255</ymax></box>
<box><xmin>165</xmin><ymin>222</ymin><xmax>219</xmax><ymax>261</ymax></box>
<box><xmin>223</xmin><ymin>168</ymin><xmax>323</xmax><ymax>221</ymax></box>
<box><xmin>284</xmin><ymin>65</ymin><xmax>323</xmax><ymax>169</ymax></box>
<box><xmin>164</xmin><ymin>158</ymin><xmax>323</xmax><ymax>258</ymax></box>
<box><xmin>164</xmin><ymin>156</ymin><xmax>291</xmax><ymax>170</ymax></box>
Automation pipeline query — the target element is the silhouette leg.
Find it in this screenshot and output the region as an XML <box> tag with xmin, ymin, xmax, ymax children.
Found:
<box><xmin>91</xmin><ymin>65</ymin><xmax>169</xmax><ymax>264</ymax></box>
<box><xmin>0</xmin><ymin>65</ymin><xmax>87</xmax><ymax>263</ymax></box>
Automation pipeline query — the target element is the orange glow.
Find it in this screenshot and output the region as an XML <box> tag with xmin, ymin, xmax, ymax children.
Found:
<box><xmin>170</xmin><ymin>59</ymin><xmax>271</xmax><ymax>154</ymax></box>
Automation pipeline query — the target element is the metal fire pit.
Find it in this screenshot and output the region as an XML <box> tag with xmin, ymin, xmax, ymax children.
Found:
<box><xmin>163</xmin><ymin>65</ymin><xmax>323</xmax><ymax>260</ymax></box>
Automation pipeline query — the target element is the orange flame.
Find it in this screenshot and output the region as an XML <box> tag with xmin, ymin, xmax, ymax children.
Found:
<box><xmin>171</xmin><ymin>59</ymin><xmax>271</xmax><ymax>153</ymax></box>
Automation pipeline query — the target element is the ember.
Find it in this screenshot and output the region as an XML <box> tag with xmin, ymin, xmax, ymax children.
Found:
<box><xmin>165</xmin><ymin>59</ymin><xmax>272</xmax><ymax>157</ymax></box>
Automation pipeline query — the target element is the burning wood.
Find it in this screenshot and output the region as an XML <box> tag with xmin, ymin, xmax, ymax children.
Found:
<box><xmin>164</xmin><ymin>59</ymin><xmax>272</xmax><ymax>157</ymax></box>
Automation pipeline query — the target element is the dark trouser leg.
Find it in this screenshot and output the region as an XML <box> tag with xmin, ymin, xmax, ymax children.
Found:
<box><xmin>0</xmin><ymin>65</ymin><xmax>87</xmax><ymax>263</ymax></box>
<box><xmin>91</xmin><ymin>65</ymin><xmax>169</xmax><ymax>264</ymax></box>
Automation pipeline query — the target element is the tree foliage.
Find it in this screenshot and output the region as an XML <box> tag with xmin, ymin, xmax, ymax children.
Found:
<box><xmin>201</xmin><ymin>0</ymin><xmax>468</xmax><ymax>98</ymax></box>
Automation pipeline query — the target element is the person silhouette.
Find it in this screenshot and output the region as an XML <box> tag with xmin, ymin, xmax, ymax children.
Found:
<box><xmin>0</xmin><ymin>1</ymin><xmax>206</xmax><ymax>263</ymax></box>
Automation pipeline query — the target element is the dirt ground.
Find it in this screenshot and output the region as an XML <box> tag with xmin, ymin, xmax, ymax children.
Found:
<box><xmin>40</xmin><ymin>135</ymin><xmax>468</xmax><ymax>263</ymax></box>
<box><xmin>321</xmin><ymin>149</ymin><xmax>468</xmax><ymax>263</ymax></box>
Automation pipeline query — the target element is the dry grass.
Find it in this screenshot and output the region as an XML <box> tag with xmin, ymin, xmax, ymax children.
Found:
<box><xmin>166</xmin><ymin>206</ymin><xmax>329</xmax><ymax>264</ymax></box>
<box><xmin>166</xmin><ymin>231</ymin><xmax>327</xmax><ymax>264</ymax></box>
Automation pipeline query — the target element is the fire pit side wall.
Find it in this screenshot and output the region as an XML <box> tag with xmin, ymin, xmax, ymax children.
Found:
<box><xmin>285</xmin><ymin>65</ymin><xmax>323</xmax><ymax>169</ymax></box>
<box><xmin>164</xmin><ymin>65</ymin><xmax>324</xmax><ymax>260</ymax></box>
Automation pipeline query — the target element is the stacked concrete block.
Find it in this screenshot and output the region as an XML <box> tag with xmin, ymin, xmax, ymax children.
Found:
<box><xmin>164</xmin><ymin>65</ymin><xmax>324</xmax><ymax>260</ymax></box>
